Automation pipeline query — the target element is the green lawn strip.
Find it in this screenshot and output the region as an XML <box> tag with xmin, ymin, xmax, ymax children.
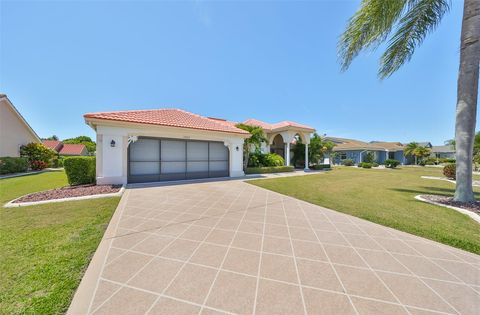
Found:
<box><xmin>0</xmin><ymin>172</ymin><xmax>119</xmax><ymax>314</ymax></box>
<box><xmin>249</xmin><ymin>167</ymin><xmax>480</xmax><ymax>255</ymax></box>
<box><xmin>0</xmin><ymin>171</ymin><xmax>68</xmax><ymax>204</ymax></box>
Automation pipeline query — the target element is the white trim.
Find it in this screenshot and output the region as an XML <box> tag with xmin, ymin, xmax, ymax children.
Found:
<box><xmin>414</xmin><ymin>195</ymin><xmax>480</xmax><ymax>224</ymax></box>
<box><xmin>3</xmin><ymin>187</ymin><xmax>125</xmax><ymax>208</ymax></box>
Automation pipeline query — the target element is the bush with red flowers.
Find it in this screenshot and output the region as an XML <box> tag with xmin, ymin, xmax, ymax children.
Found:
<box><xmin>30</xmin><ymin>160</ymin><xmax>49</xmax><ymax>170</ymax></box>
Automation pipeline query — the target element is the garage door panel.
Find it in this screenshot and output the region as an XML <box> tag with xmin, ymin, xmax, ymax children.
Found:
<box><xmin>161</xmin><ymin>140</ymin><xmax>186</xmax><ymax>161</ymax></box>
<box><xmin>128</xmin><ymin>137</ymin><xmax>229</xmax><ymax>183</ymax></box>
<box><xmin>130</xmin><ymin>162</ymin><xmax>160</xmax><ymax>175</ymax></box>
<box><xmin>187</xmin><ymin>142</ymin><xmax>208</xmax><ymax>160</ymax></box>
<box><xmin>130</xmin><ymin>139</ymin><xmax>159</xmax><ymax>162</ymax></box>
<box><xmin>209</xmin><ymin>142</ymin><xmax>228</xmax><ymax>160</ymax></box>
<box><xmin>161</xmin><ymin>161</ymin><xmax>186</xmax><ymax>174</ymax></box>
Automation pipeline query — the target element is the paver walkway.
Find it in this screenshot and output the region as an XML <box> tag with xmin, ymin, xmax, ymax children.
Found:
<box><xmin>69</xmin><ymin>180</ymin><xmax>480</xmax><ymax>315</ymax></box>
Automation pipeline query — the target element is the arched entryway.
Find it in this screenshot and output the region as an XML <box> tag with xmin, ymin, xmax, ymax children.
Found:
<box><xmin>270</xmin><ymin>134</ymin><xmax>285</xmax><ymax>159</ymax></box>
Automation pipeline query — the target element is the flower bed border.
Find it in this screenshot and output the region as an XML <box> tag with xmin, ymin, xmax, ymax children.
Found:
<box><xmin>3</xmin><ymin>186</ymin><xmax>125</xmax><ymax>208</ymax></box>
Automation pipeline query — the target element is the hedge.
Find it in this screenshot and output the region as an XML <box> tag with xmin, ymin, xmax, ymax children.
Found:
<box><xmin>0</xmin><ymin>157</ymin><xmax>29</xmax><ymax>175</ymax></box>
<box><xmin>245</xmin><ymin>166</ymin><xmax>294</xmax><ymax>174</ymax></box>
<box><xmin>443</xmin><ymin>163</ymin><xmax>456</xmax><ymax>179</ymax></box>
<box><xmin>312</xmin><ymin>164</ymin><xmax>331</xmax><ymax>170</ymax></box>
<box><xmin>63</xmin><ymin>156</ymin><xmax>96</xmax><ymax>185</ymax></box>
<box><xmin>385</xmin><ymin>159</ymin><xmax>400</xmax><ymax>168</ymax></box>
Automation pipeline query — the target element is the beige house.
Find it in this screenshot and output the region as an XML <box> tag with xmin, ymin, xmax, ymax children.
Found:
<box><xmin>0</xmin><ymin>94</ymin><xmax>40</xmax><ymax>157</ymax></box>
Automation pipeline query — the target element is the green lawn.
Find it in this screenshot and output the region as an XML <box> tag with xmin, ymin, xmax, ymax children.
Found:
<box><xmin>249</xmin><ymin>167</ymin><xmax>480</xmax><ymax>255</ymax></box>
<box><xmin>0</xmin><ymin>171</ymin><xmax>119</xmax><ymax>314</ymax></box>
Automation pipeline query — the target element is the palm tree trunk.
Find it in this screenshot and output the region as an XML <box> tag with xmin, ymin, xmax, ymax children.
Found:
<box><xmin>454</xmin><ymin>0</ymin><xmax>480</xmax><ymax>202</ymax></box>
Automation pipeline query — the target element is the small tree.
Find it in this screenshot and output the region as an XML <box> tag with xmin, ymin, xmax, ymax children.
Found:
<box><xmin>235</xmin><ymin>124</ymin><xmax>267</xmax><ymax>171</ymax></box>
<box><xmin>404</xmin><ymin>142</ymin><xmax>420</xmax><ymax>165</ymax></box>
<box><xmin>20</xmin><ymin>142</ymin><xmax>56</xmax><ymax>170</ymax></box>
<box><xmin>363</xmin><ymin>151</ymin><xmax>375</xmax><ymax>163</ymax></box>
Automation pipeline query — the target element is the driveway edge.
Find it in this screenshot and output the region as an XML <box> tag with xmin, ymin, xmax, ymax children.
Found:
<box><xmin>67</xmin><ymin>189</ymin><xmax>129</xmax><ymax>315</ymax></box>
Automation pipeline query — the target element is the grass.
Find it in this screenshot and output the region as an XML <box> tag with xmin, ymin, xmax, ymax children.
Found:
<box><xmin>249</xmin><ymin>167</ymin><xmax>480</xmax><ymax>255</ymax></box>
<box><xmin>0</xmin><ymin>171</ymin><xmax>119</xmax><ymax>314</ymax></box>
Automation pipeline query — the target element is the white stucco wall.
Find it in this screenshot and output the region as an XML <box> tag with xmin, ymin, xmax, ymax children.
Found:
<box><xmin>0</xmin><ymin>97</ymin><xmax>40</xmax><ymax>157</ymax></box>
<box><xmin>91</xmin><ymin>122</ymin><xmax>246</xmax><ymax>185</ymax></box>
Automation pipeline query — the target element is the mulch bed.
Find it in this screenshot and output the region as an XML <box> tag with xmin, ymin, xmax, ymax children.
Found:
<box><xmin>13</xmin><ymin>184</ymin><xmax>122</xmax><ymax>203</ymax></box>
<box><xmin>420</xmin><ymin>195</ymin><xmax>480</xmax><ymax>215</ymax></box>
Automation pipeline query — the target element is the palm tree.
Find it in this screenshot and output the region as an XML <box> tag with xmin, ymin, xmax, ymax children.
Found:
<box><xmin>338</xmin><ymin>0</ymin><xmax>480</xmax><ymax>202</ymax></box>
<box><xmin>415</xmin><ymin>146</ymin><xmax>432</xmax><ymax>164</ymax></box>
<box><xmin>235</xmin><ymin>123</ymin><xmax>268</xmax><ymax>171</ymax></box>
<box><xmin>404</xmin><ymin>142</ymin><xmax>420</xmax><ymax>165</ymax></box>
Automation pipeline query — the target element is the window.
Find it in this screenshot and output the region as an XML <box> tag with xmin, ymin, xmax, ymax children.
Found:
<box><xmin>388</xmin><ymin>152</ymin><xmax>395</xmax><ymax>159</ymax></box>
<box><xmin>340</xmin><ymin>153</ymin><xmax>347</xmax><ymax>160</ymax></box>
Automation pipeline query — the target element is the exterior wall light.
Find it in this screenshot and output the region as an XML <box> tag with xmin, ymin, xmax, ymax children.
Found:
<box><xmin>110</xmin><ymin>140</ymin><xmax>116</xmax><ymax>147</ymax></box>
<box><xmin>236</xmin><ymin>146</ymin><xmax>239</xmax><ymax>151</ymax></box>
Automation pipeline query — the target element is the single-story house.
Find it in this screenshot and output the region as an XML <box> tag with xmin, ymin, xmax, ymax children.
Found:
<box><xmin>84</xmin><ymin>108</ymin><xmax>314</xmax><ymax>185</ymax></box>
<box><xmin>327</xmin><ymin>137</ymin><xmax>445</xmax><ymax>165</ymax></box>
<box><xmin>327</xmin><ymin>137</ymin><xmax>406</xmax><ymax>165</ymax></box>
<box><xmin>0</xmin><ymin>94</ymin><xmax>41</xmax><ymax>157</ymax></box>
<box><xmin>431</xmin><ymin>145</ymin><xmax>455</xmax><ymax>160</ymax></box>
<box><xmin>42</xmin><ymin>140</ymin><xmax>89</xmax><ymax>156</ymax></box>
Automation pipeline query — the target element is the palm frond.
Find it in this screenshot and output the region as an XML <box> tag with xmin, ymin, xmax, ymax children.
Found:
<box><xmin>379</xmin><ymin>0</ymin><xmax>450</xmax><ymax>78</ymax></box>
<box><xmin>338</xmin><ymin>0</ymin><xmax>407</xmax><ymax>72</ymax></box>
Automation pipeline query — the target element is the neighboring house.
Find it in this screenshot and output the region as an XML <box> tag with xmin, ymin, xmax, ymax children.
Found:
<box><xmin>431</xmin><ymin>145</ymin><xmax>456</xmax><ymax>159</ymax></box>
<box><xmin>327</xmin><ymin>137</ymin><xmax>406</xmax><ymax>165</ymax></box>
<box><xmin>42</xmin><ymin>140</ymin><xmax>89</xmax><ymax>156</ymax></box>
<box><xmin>84</xmin><ymin>109</ymin><xmax>314</xmax><ymax>185</ymax></box>
<box><xmin>0</xmin><ymin>94</ymin><xmax>41</xmax><ymax>157</ymax></box>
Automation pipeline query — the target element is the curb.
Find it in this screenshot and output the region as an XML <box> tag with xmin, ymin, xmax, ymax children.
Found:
<box><xmin>3</xmin><ymin>187</ymin><xmax>125</xmax><ymax>208</ymax></box>
<box><xmin>415</xmin><ymin>195</ymin><xmax>480</xmax><ymax>224</ymax></box>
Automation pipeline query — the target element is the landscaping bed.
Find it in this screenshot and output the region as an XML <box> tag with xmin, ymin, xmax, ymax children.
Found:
<box><xmin>420</xmin><ymin>194</ymin><xmax>480</xmax><ymax>215</ymax></box>
<box><xmin>13</xmin><ymin>184</ymin><xmax>122</xmax><ymax>203</ymax></box>
<box><xmin>245</xmin><ymin>166</ymin><xmax>294</xmax><ymax>174</ymax></box>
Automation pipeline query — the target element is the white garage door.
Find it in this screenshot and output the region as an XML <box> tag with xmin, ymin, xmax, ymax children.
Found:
<box><xmin>128</xmin><ymin>137</ymin><xmax>229</xmax><ymax>183</ymax></box>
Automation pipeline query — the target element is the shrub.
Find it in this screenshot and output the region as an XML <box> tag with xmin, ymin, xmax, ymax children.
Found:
<box><xmin>245</xmin><ymin>166</ymin><xmax>294</xmax><ymax>174</ymax></box>
<box><xmin>342</xmin><ymin>159</ymin><xmax>354</xmax><ymax>166</ymax></box>
<box><xmin>364</xmin><ymin>151</ymin><xmax>375</xmax><ymax>163</ymax></box>
<box><xmin>248</xmin><ymin>152</ymin><xmax>284</xmax><ymax>167</ymax></box>
<box><xmin>30</xmin><ymin>160</ymin><xmax>49</xmax><ymax>170</ymax></box>
<box><xmin>20</xmin><ymin>142</ymin><xmax>56</xmax><ymax>168</ymax></box>
<box><xmin>313</xmin><ymin>164</ymin><xmax>331</xmax><ymax>170</ymax></box>
<box><xmin>63</xmin><ymin>157</ymin><xmax>96</xmax><ymax>185</ymax></box>
<box><xmin>372</xmin><ymin>162</ymin><xmax>379</xmax><ymax>167</ymax></box>
<box><xmin>385</xmin><ymin>159</ymin><xmax>400</xmax><ymax>168</ymax></box>
<box><xmin>360</xmin><ymin>162</ymin><xmax>372</xmax><ymax>168</ymax></box>
<box><xmin>0</xmin><ymin>157</ymin><xmax>28</xmax><ymax>174</ymax></box>
<box><xmin>425</xmin><ymin>160</ymin><xmax>435</xmax><ymax>165</ymax></box>
<box><xmin>443</xmin><ymin>163</ymin><xmax>456</xmax><ymax>179</ymax></box>
<box><xmin>263</xmin><ymin>153</ymin><xmax>284</xmax><ymax>167</ymax></box>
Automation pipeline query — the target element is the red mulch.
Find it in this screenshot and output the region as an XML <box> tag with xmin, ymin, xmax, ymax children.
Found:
<box><xmin>13</xmin><ymin>184</ymin><xmax>122</xmax><ymax>203</ymax></box>
<box><xmin>421</xmin><ymin>195</ymin><xmax>480</xmax><ymax>215</ymax></box>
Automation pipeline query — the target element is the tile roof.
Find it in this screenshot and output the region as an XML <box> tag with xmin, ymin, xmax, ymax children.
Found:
<box><xmin>326</xmin><ymin>137</ymin><xmax>405</xmax><ymax>151</ymax></box>
<box><xmin>84</xmin><ymin>109</ymin><xmax>249</xmax><ymax>135</ymax></box>
<box><xmin>243</xmin><ymin>118</ymin><xmax>315</xmax><ymax>132</ymax></box>
<box><xmin>59</xmin><ymin>144</ymin><xmax>87</xmax><ymax>155</ymax></box>
<box><xmin>42</xmin><ymin>140</ymin><xmax>63</xmax><ymax>151</ymax></box>
<box><xmin>432</xmin><ymin>145</ymin><xmax>455</xmax><ymax>153</ymax></box>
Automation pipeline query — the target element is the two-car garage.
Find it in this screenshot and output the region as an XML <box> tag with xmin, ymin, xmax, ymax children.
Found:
<box><xmin>128</xmin><ymin>137</ymin><xmax>229</xmax><ymax>183</ymax></box>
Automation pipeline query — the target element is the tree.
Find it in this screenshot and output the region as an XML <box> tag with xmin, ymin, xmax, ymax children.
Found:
<box><xmin>415</xmin><ymin>146</ymin><xmax>432</xmax><ymax>164</ymax></box>
<box><xmin>44</xmin><ymin>135</ymin><xmax>59</xmax><ymax>141</ymax></box>
<box><xmin>338</xmin><ymin>0</ymin><xmax>480</xmax><ymax>202</ymax></box>
<box><xmin>404</xmin><ymin>142</ymin><xmax>420</xmax><ymax>165</ymax></box>
<box><xmin>309</xmin><ymin>133</ymin><xmax>335</xmax><ymax>164</ymax></box>
<box><xmin>63</xmin><ymin>136</ymin><xmax>96</xmax><ymax>154</ymax></box>
<box><xmin>235</xmin><ymin>124</ymin><xmax>267</xmax><ymax>171</ymax></box>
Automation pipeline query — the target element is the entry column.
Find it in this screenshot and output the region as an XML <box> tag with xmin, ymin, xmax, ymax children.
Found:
<box><xmin>285</xmin><ymin>142</ymin><xmax>290</xmax><ymax>166</ymax></box>
<box><xmin>304</xmin><ymin>144</ymin><xmax>309</xmax><ymax>170</ymax></box>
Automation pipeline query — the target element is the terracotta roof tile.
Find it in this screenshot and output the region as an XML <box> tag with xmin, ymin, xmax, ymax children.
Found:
<box><xmin>243</xmin><ymin>119</ymin><xmax>314</xmax><ymax>132</ymax></box>
<box><xmin>84</xmin><ymin>109</ymin><xmax>249</xmax><ymax>135</ymax></box>
<box><xmin>59</xmin><ymin>144</ymin><xmax>87</xmax><ymax>155</ymax></box>
<box><xmin>42</xmin><ymin>140</ymin><xmax>62</xmax><ymax>151</ymax></box>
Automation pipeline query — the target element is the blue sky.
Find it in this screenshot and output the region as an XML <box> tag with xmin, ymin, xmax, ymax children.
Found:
<box><xmin>0</xmin><ymin>0</ymin><xmax>466</xmax><ymax>145</ymax></box>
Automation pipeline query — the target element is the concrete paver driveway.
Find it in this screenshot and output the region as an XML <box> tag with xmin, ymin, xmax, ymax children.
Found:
<box><xmin>70</xmin><ymin>180</ymin><xmax>480</xmax><ymax>315</ymax></box>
